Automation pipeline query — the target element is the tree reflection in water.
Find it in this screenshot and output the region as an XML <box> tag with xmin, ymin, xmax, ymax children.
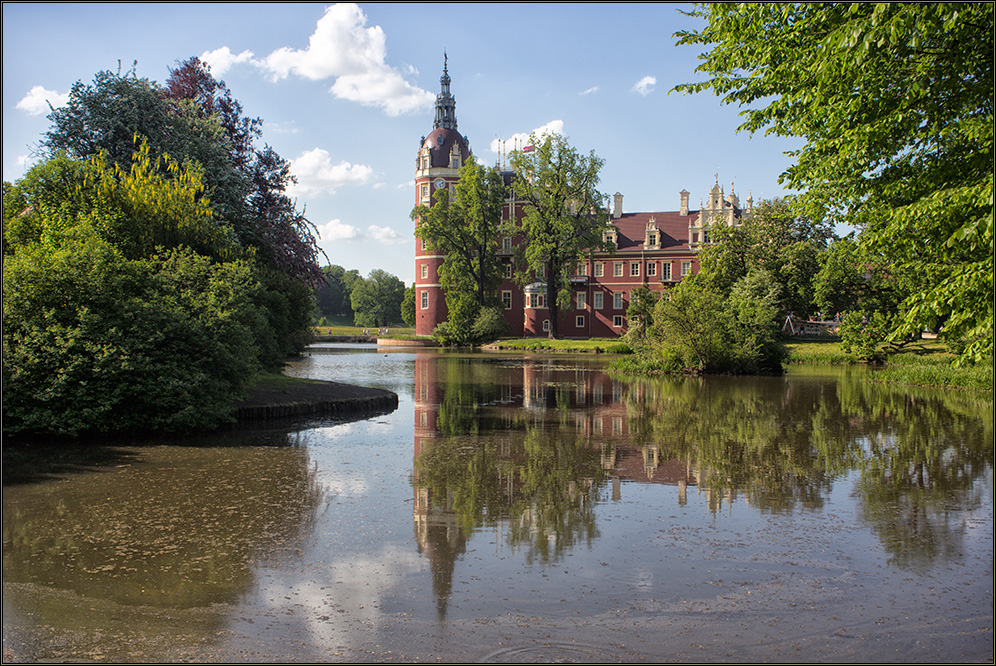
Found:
<box><xmin>412</xmin><ymin>352</ymin><xmax>993</xmax><ymax>595</ymax></box>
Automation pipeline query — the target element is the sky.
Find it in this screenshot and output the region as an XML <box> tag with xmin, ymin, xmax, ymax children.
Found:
<box><xmin>3</xmin><ymin>2</ymin><xmax>804</xmax><ymax>282</ymax></box>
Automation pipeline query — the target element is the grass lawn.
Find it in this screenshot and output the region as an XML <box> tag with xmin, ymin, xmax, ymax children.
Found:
<box><xmin>311</xmin><ymin>322</ymin><xmax>416</xmax><ymax>338</ymax></box>
<box><xmin>788</xmin><ymin>339</ymin><xmax>992</xmax><ymax>391</ymax></box>
<box><xmin>485</xmin><ymin>338</ymin><xmax>632</xmax><ymax>354</ymax></box>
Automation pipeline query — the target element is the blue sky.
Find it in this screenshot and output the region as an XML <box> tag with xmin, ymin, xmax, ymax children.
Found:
<box><xmin>3</xmin><ymin>2</ymin><xmax>803</xmax><ymax>281</ymax></box>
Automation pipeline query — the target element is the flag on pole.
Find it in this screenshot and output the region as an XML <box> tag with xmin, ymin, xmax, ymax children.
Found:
<box><xmin>522</xmin><ymin>145</ymin><xmax>534</xmax><ymax>153</ymax></box>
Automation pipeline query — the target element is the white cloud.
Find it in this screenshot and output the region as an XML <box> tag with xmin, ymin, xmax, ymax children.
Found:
<box><xmin>16</xmin><ymin>85</ymin><xmax>69</xmax><ymax>115</ymax></box>
<box><xmin>489</xmin><ymin>119</ymin><xmax>565</xmax><ymax>154</ymax></box>
<box><xmin>318</xmin><ymin>219</ymin><xmax>363</xmax><ymax>242</ymax></box>
<box><xmin>289</xmin><ymin>148</ymin><xmax>374</xmax><ymax>197</ymax></box>
<box><xmin>367</xmin><ymin>224</ymin><xmax>407</xmax><ymax>245</ymax></box>
<box><xmin>200</xmin><ymin>46</ymin><xmax>256</xmax><ymax>76</ymax></box>
<box><xmin>257</xmin><ymin>3</ymin><xmax>433</xmax><ymax>116</ymax></box>
<box><xmin>631</xmin><ymin>75</ymin><xmax>656</xmax><ymax>96</ymax></box>
<box><xmin>266</xmin><ymin>121</ymin><xmax>300</xmax><ymax>135</ymax></box>
<box><xmin>580</xmin><ymin>86</ymin><xmax>599</xmax><ymax>96</ymax></box>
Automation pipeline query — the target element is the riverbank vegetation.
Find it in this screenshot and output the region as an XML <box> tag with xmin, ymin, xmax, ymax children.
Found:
<box><xmin>3</xmin><ymin>59</ymin><xmax>321</xmax><ymax>436</ymax></box>
<box><xmin>675</xmin><ymin>3</ymin><xmax>992</xmax><ymax>365</ymax></box>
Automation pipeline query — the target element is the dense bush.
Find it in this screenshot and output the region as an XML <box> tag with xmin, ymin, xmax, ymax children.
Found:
<box><xmin>3</xmin><ymin>240</ymin><xmax>261</xmax><ymax>434</ymax></box>
<box><xmin>624</xmin><ymin>272</ymin><xmax>787</xmax><ymax>375</ymax></box>
<box><xmin>3</xmin><ymin>60</ymin><xmax>323</xmax><ymax>436</ymax></box>
<box><xmin>2</xmin><ymin>146</ymin><xmax>282</xmax><ymax>435</ymax></box>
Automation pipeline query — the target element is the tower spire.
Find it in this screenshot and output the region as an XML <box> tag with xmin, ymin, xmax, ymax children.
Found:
<box><xmin>434</xmin><ymin>53</ymin><xmax>457</xmax><ymax>130</ymax></box>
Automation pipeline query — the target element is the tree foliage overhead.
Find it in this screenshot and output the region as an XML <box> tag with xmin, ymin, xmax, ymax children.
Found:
<box><xmin>675</xmin><ymin>3</ymin><xmax>993</xmax><ymax>362</ymax></box>
<box><xmin>510</xmin><ymin>133</ymin><xmax>611</xmax><ymax>339</ymax></box>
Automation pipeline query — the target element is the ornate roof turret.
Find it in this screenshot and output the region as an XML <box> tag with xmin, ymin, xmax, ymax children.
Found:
<box><xmin>433</xmin><ymin>53</ymin><xmax>458</xmax><ymax>131</ymax></box>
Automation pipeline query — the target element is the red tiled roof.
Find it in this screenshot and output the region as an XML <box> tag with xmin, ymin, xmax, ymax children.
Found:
<box><xmin>611</xmin><ymin>211</ymin><xmax>699</xmax><ymax>251</ymax></box>
<box><xmin>424</xmin><ymin>128</ymin><xmax>470</xmax><ymax>168</ymax></box>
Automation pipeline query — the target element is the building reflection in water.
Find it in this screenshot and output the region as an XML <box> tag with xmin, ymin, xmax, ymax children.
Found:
<box><xmin>411</xmin><ymin>351</ymin><xmax>992</xmax><ymax>619</ymax></box>
<box><xmin>411</xmin><ymin>353</ymin><xmax>702</xmax><ymax>618</ymax></box>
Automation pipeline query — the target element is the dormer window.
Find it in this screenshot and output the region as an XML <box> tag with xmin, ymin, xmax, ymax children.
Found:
<box><xmin>603</xmin><ymin>227</ymin><xmax>618</xmax><ymax>246</ymax></box>
<box><xmin>645</xmin><ymin>218</ymin><xmax>661</xmax><ymax>250</ymax></box>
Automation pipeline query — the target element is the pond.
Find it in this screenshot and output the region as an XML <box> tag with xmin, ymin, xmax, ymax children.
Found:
<box><xmin>2</xmin><ymin>345</ymin><xmax>993</xmax><ymax>662</ymax></box>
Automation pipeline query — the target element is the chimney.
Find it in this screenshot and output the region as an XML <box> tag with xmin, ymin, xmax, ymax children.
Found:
<box><xmin>679</xmin><ymin>189</ymin><xmax>689</xmax><ymax>216</ymax></box>
<box><xmin>613</xmin><ymin>192</ymin><xmax>623</xmax><ymax>219</ymax></box>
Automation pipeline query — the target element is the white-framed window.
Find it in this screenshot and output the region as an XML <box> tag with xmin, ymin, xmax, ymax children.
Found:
<box><xmin>528</xmin><ymin>293</ymin><xmax>546</xmax><ymax>309</ymax></box>
<box><xmin>576</xmin><ymin>315</ymin><xmax>585</xmax><ymax>328</ymax></box>
<box><xmin>502</xmin><ymin>237</ymin><xmax>512</xmax><ymax>251</ymax></box>
<box><xmin>420</xmin><ymin>264</ymin><xmax>429</xmax><ymax>280</ymax></box>
<box><xmin>613</xmin><ymin>292</ymin><xmax>624</xmax><ymax>310</ymax></box>
<box><xmin>451</xmin><ymin>155</ymin><xmax>461</xmax><ymax>169</ymax></box>
<box><xmin>594</xmin><ymin>262</ymin><xmax>604</xmax><ymax>277</ymax></box>
<box><xmin>540</xmin><ymin>265</ymin><xmax>547</xmax><ymax>278</ymax></box>
<box><xmin>681</xmin><ymin>261</ymin><xmax>692</xmax><ymax>277</ymax></box>
<box><xmin>662</xmin><ymin>261</ymin><xmax>672</xmax><ymax>281</ymax></box>
<box><xmin>577</xmin><ymin>292</ymin><xmax>586</xmax><ymax>309</ymax></box>
<box><xmin>613</xmin><ymin>262</ymin><xmax>624</xmax><ymax>277</ymax></box>
<box><xmin>542</xmin><ymin>319</ymin><xmax>551</xmax><ymax>332</ymax></box>
<box><xmin>420</xmin><ymin>291</ymin><xmax>429</xmax><ymax>309</ymax></box>
<box><xmin>647</xmin><ymin>262</ymin><xmax>657</xmax><ymax>277</ymax></box>
<box><xmin>593</xmin><ymin>292</ymin><xmax>604</xmax><ymax>310</ymax></box>
<box><xmin>613</xmin><ymin>315</ymin><xmax>624</xmax><ymax>328</ymax></box>
<box><xmin>630</xmin><ymin>262</ymin><xmax>640</xmax><ymax>277</ymax></box>
<box><xmin>421</xmin><ymin>238</ymin><xmax>427</xmax><ymax>252</ymax></box>
<box><xmin>647</xmin><ymin>232</ymin><xmax>658</xmax><ymax>247</ymax></box>
<box><xmin>420</xmin><ymin>183</ymin><xmax>429</xmax><ymax>200</ymax></box>
<box><xmin>502</xmin><ymin>290</ymin><xmax>512</xmax><ymax>310</ymax></box>
<box><xmin>579</xmin><ymin>263</ymin><xmax>588</xmax><ymax>276</ymax></box>
<box><xmin>503</xmin><ymin>263</ymin><xmax>512</xmax><ymax>278</ymax></box>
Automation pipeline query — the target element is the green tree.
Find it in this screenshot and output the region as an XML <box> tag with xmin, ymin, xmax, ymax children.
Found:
<box><xmin>697</xmin><ymin>197</ymin><xmax>831</xmax><ymax>316</ymax></box>
<box><xmin>510</xmin><ymin>134</ymin><xmax>611</xmax><ymax>339</ymax></box>
<box><xmin>315</xmin><ymin>264</ymin><xmax>358</xmax><ymax>319</ymax></box>
<box><xmin>349</xmin><ymin>269</ymin><xmax>406</xmax><ymax>328</ymax></box>
<box><xmin>411</xmin><ymin>156</ymin><xmax>508</xmax><ymax>344</ymax></box>
<box><xmin>812</xmin><ymin>236</ymin><xmax>870</xmax><ymax>317</ymax></box>
<box><xmin>675</xmin><ymin>3</ymin><xmax>993</xmax><ymax>362</ymax></box>
<box><xmin>632</xmin><ymin>272</ymin><xmax>786</xmax><ymax>374</ymax></box>
<box><xmin>401</xmin><ymin>284</ymin><xmax>417</xmax><ymax>327</ymax></box>
<box><xmin>42</xmin><ymin>61</ymin><xmax>320</xmax><ymax>355</ymax></box>
<box><xmin>3</xmin><ymin>155</ymin><xmax>262</xmax><ymax>435</ymax></box>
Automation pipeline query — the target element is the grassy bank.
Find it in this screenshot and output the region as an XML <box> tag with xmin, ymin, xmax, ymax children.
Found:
<box><xmin>311</xmin><ymin>324</ymin><xmax>416</xmax><ymax>340</ymax></box>
<box><xmin>484</xmin><ymin>338</ymin><xmax>632</xmax><ymax>354</ymax></box>
<box><xmin>786</xmin><ymin>339</ymin><xmax>992</xmax><ymax>391</ymax></box>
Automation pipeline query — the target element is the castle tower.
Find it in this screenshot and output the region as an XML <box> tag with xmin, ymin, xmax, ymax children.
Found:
<box><xmin>413</xmin><ymin>55</ymin><xmax>472</xmax><ymax>337</ymax></box>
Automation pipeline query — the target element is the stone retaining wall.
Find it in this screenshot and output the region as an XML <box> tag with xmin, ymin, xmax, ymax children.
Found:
<box><xmin>376</xmin><ymin>338</ymin><xmax>438</xmax><ymax>348</ymax></box>
<box><xmin>236</xmin><ymin>393</ymin><xmax>398</xmax><ymax>421</ymax></box>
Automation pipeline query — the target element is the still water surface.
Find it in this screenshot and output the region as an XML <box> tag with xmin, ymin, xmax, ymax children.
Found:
<box><xmin>3</xmin><ymin>345</ymin><xmax>993</xmax><ymax>662</ymax></box>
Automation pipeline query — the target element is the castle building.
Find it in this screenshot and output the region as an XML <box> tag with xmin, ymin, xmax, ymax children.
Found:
<box><xmin>413</xmin><ymin>59</ymin><xmax>751</xmax><ymax>338</ymax></box>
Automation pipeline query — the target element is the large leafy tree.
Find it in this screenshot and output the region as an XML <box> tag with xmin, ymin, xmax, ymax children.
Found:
<box><xmin>411</xmin><ymin>155</ymin><xmax>508</xmax><ymax>344</ymax></box>
<box><xmin>44</xmin><ymin>59</ymin><xmax>323</xmax><ymax>287</ymax></box>
<box><xmin>698</xmin><ymin>197</ymin><xmax>832</xmax><ymax>316</ymax></box>
<box><xmin>349</xmin><ymin>269</ymin><xmax>406</xmax><ymax>328</ymax></box>
<box><xmin>675</xmin><ymin>3</ymin><xmax>993</xmax><ymax>362</ymax></box>
<box><xmin>510</xmin><ymin>134</ymin><xmax>610</xmax><ymax>339</ymax></box>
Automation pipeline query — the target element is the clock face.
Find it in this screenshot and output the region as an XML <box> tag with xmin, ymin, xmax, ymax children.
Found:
<box><xmin>434</xmin><ymin>178</ymin><xmax>446</xmax><ymax>190</ymax></box>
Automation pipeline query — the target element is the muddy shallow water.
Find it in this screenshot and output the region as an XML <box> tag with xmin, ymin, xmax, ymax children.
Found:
<box><xmin>3</xmin><ymin>346</ymin><xmax>993</xmax><ymax>662</ymax></box>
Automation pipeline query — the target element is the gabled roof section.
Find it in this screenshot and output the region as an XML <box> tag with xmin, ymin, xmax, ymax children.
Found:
<box><xmin>610</xmin><ymin>211</ymin><xmax>699</xmax><ymax>251</ymax></box>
